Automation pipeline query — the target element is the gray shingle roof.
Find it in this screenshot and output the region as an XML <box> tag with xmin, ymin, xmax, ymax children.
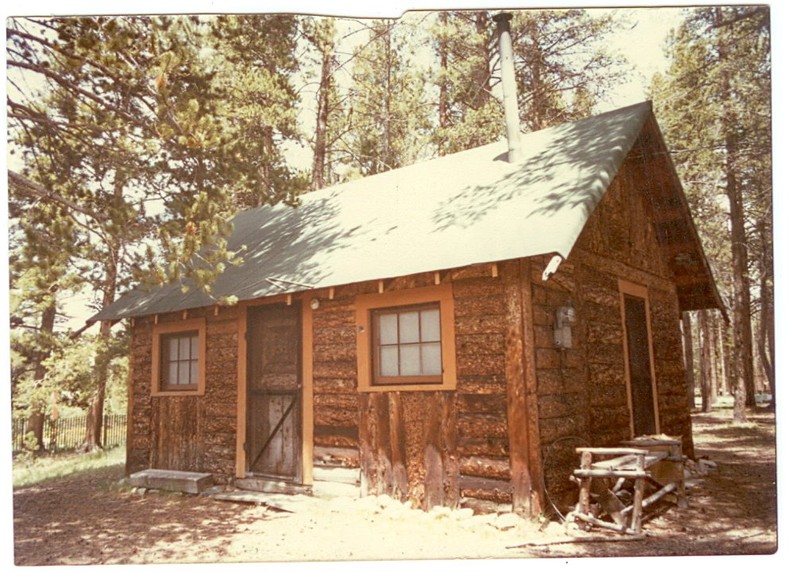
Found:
<box><xmin>91</xmin><ymin>101</ymin><xmax>677</xmax><ymax>322</ymax></box>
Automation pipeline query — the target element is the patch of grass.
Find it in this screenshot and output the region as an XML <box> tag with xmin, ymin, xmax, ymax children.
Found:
<box><xmin>12</xmin><ymin>446</ymin><xmax>125</xmax><ymax>489</ymax></box>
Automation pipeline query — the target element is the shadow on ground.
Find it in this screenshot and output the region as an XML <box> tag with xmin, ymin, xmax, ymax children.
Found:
<box><xmin>13</xmin><ymin>464</ymin><xmax>273</xmax><ymax>565</ymax></box>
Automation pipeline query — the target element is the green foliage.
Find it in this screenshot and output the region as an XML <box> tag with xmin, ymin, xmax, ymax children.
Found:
<box><xmin>340</xmin><ymin>18</ymin><xmax>432</xmax><ymax>176</ymax></box>
<box><xmin>426</xmin><ymin>9</ymin><xmax>631</xmax><ymax>155</ymax></box>
<box><xmin>427</xmin><ymin>11</ymin><xmax>500</xmax><ymax>154</ymax></box>
<box><xmin>208</xmin><ymin>14</ymin><xmax>306</xmax><ymax>209</ymax></box>
<box><xmin>513</xmin><ymin>9</ymin><xmax>628</xmax><ymax>129</ymax></box>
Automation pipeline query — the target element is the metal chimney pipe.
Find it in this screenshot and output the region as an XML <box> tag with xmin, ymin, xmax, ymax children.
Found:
<box><xmin>493</xmin><ymin>12</ymin><xmax>522</xmax><ymax>163</ymax></box>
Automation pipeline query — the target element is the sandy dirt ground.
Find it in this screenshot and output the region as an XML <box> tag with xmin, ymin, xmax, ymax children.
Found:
<box><xmin>11</xmin><ymin>408</ymin><xmax>779</xmax><ymax>567</ymax></box>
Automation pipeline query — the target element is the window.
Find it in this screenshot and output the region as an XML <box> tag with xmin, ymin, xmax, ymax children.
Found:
<box><xmin>355</xmin><ymin>284</ymin><xmax>456</xmax><ymax>392</ymax></box>
<box><xmin>373</xmin><ymin>303</ymin><xmax>443</xmax><ymax>385</ymax></box>
<box><xmin>160</xmin><ymin>331</ymin><xmax>200</xmax><ymax>390</ymax></box>
<box><xmin>151</xmin><ymin>318</ymin><xmax>207</xmax><ymax>395</ymax></box>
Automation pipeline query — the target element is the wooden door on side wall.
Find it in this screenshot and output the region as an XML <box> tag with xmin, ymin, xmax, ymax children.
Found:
<box><xmin>246</xmin><ymin>303</ymin><xmax>302</xmax><ymax>481</ymax></box>
<box><xmin>622</xmin><ymin>292</ymin><xmax>658</xmax><ymax>436</ymax></box>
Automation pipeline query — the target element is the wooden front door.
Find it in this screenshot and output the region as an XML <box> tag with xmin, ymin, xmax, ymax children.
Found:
<box><xmin>622</xmin><ymin>292</ymin><xmax>658</xmax><ymax>436</ymax></box>
<box><xmin>246</xmin><ymin>304</ymin><xmax>302</xmax><ymax>480</ymax></box>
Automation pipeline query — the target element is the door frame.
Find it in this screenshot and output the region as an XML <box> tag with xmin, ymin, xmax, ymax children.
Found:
<box><xmin>235</xmin><ymin>294</ymin><xmax>314</xmax><ymax>484</ymax></box>
<box><xmin>618</xmin><ymin>280</ymin><xmax>661</xmax><ymax>437</ymax></box>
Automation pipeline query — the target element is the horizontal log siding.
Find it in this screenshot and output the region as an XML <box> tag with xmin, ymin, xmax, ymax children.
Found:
<box><xmin>124</xmin><ymin>151</ymin><xmax>693</xmax><ymax>507</ymax></box>
<box><xmin>528</xmin><ymin>256</ymin><xmax>590</xmax><ymax>507</ymax></box>
<box><xmin>452</xmin><ymin>270</ymin><xmax>512</xmax><ymax>506</ymax></box>
<box><xmin>126</xmin><ymin>305</ymin><xmax>239</xmax><ymax>482</ymax></box>
<box><xmin>311</xmin><ymin>288</ymin><xmax>362</xmax><ymax>466</ymax></box>
<box><xmin>650</xmin><ymin>289</ymin><xmax>695</xmax><ymax>457</ymax></box>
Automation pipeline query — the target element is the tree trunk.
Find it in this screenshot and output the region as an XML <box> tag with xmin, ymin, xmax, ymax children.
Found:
<box><xmin>474</xmin><ymin>12</ymin><xmax>493</xmax><ymax>108</ymax></box>
<box><xmin>311</xmin><ymin>38</ymin><xmax>333</xmax><ymax>191</ymax></box>
<box><xmin>681</xmin><ymin>312</ymin><xmax>696</xmax><ymax>411</ymax></box>
<box><xmin>716</xmin><ymin>7</ymin><xmax>755</xmax><ymax>421</ymax></box>
<box><xmin>756</xmin><ymin>219</ymin><xmax>775</xmax><ymax>408</ymax></box>
<box><xmin>27</xmin><ymin>299</ymin><xmax>58</xmax><ymax>451</ymax></box>
<box><xmin>699</xmin><ymin>310</ymin><xmax>714</xmax><ymax>413</ymax></box>
<box><xmin>79</xmin><ymin>178</ymin><xmax>123</xmax><ymax>452</ymax></box>
<box><xmin>381</xmin><ymin>24</ymin><xmax>393</xmax><ymax>172</ymax></box>
<box><xmin>716</xmin><ymin>317</ymin><xmax>729</xmax><ymax>397</ymax></box>
<box><xmin>79</xmin><ymin>293</ymin><xmax>113</xmax><ymax>452</ymax></box>
<box><xmin>709</xmin><ymin>312</ymin><xmax>720</xmax><ymax>400</ymax></box>
<box><xmin>261</xmin><ymin>125</ymin><xmax>273</xmax><ymax>198</ymax></box>
<box><xmin>526</xmin><ymin>17</ymin><xmax>544</xmax><ymax>130</ymax></box>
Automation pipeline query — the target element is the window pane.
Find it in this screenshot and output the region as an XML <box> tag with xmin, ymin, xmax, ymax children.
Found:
<box><xmin>378</xmin><ymin>313</ymin><xmax>398</xmax><ymax>345</ymax></box>
<box><xmin>190</xmin><ymin>334</ymin><xmax>199</xmax><ymax>359</ymax></box>
<box><xmin>190</xmin><ymin>360</ymin><xmax>198</xmax><ymax>384</ymax></box>
<box><xmin>380</xmin><ymin>346</ymin><xmax>399</xmax><ymax>376</ymax></box>
<box><xmin>179</xmin><ymin>336</ymin><xmax>192</xmax><ymax>360</ymax></box>
<box><xmin>169</xmin><ymin>337</ymin><xmax>180</xmax><ymax>360</ymax></box>
<box><xmin>177</xmin><ymin>362</ymin><xmax>190</xmax><ymax>385</ymax></box>
<box><xmin>168</xmin><ymin>362</ymin><xmax>179</xmax><ymax>385</ymax></box>
<box><xmin>399</xmin><ymin>345</ymin><xmax>421</xmax><ymax>376</ymax></box>
<box><xmin>421</xmin><ymin>343</ymin><xmax>442</xmax><ymax>375</ymax></box>
<box><xmin>420</xmin><ymin>308</ymin><xmax>440</xmax><ymax>342</ymax></box>
<box><xmin>399</xmin><ymin>312</ymin><xmax>420</xmax><ymax>343</ymax></box>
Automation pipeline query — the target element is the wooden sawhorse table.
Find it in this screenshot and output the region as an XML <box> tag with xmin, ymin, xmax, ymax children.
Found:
<box><xmin>568</xmin><ymin>438</ymin><xmax>687</xmax><ymax>534</ymax></box>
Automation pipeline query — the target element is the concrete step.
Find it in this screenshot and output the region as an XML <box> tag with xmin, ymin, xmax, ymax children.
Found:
<box><xmin>128</xmin><ymin>469</ymin><xmax>214</xmax><ymax>495</ymax></box>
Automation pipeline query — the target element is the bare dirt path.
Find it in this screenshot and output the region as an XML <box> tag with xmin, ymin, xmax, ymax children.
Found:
<box><xmin>12</xmin><ymin>408</ymin><xmax>778</xmax><ymax>566</ymax></box>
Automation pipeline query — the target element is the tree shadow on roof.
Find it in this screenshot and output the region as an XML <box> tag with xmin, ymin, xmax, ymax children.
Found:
<box><xmin>431</xmin><ymin>103</ymin><xmax>649</xmax><ymax>233</ymax></box>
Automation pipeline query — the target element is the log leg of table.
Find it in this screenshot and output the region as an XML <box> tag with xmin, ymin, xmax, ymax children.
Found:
<box><xmin>578</xmin><ymin>450</ymin><xmax>593</xmax><ymax>518</ymax></box>
<box><xmin>630</xmin><ymin>454</ymin><xmax>646</xmax><ymax>533</ymax></box>
<box><xmin>669</xmin><ymin>442</ymin><xmax>689</xmax><ymax>509</ymax></box>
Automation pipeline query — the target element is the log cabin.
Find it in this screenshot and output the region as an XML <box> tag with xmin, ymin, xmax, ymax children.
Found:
<box><xmin>90</xmin><ymin>98</ymin><xmax>724</xmax><ymax>517</ymax></box>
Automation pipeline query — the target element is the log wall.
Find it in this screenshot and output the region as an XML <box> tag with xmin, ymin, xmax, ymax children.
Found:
<box><xmin>452</xmin><ymin>266</ymin><xmax>513</xmax><ymax>510</ymax></box>
<box><xmin>127</xmin><ymin>305</ymin><xmax>239</xmax><ymax>481</ymax></box>
<box><xmin>310</xmin><ymin>269</ymin><xmax>512</xmax><ymax>511</ymax></box>
<box><xmin>531</xmin><ymin>157</ymin><xmax>696</xmax><ymax>511</ymax></box>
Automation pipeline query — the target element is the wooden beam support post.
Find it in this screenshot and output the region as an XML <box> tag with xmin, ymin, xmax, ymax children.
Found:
<box><xmin>235</xmin><ymin>304</ymin><xmax>248</xmax><ymax>478</ymax></box>
<box><xmin>522</xmin><ymin>259</ymin><xmax>547</xmax><ymax>516</ymax></box>
<box><xmin>502</xmin><ymin>258</ymin><xmax>544</xmax><ymax>517</ymax></box>
<box><xmin>301</xmin><ymin>295</ymin><xmax>314</xmax><ymax>485</ymax></box>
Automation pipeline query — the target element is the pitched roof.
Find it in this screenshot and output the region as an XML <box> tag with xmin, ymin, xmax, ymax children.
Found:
<box><xmin>90</xmin><ymin>101</ymin><xmax>722</xmax><ymax>322</ymax></box>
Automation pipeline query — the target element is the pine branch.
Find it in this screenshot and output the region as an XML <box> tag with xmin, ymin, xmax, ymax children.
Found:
<box><xmin>7</xmin><ymin>60</ymin><xmax>145</xmax><ymax>128</ymax></box>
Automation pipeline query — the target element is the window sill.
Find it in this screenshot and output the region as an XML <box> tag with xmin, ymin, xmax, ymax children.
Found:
<box><xmin>151</xmin><ymin>388</ymin><xmax>205</xmax><ymax>397</ymax></box>
<box><xmin>357</xmin><ymin>382</ymin><xmax>456</xmax><ymax>393</ymax></box>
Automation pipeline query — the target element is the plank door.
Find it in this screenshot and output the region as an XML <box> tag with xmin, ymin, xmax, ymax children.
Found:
<box><xmin>246</xmin><ymin>304</ymin><xmax>302</xmax><ymax>481</ymax></box>
<box><xmin>622</xmin><ymin>293</ymin><xmax>658</xmax><ymax>436</ymax></box>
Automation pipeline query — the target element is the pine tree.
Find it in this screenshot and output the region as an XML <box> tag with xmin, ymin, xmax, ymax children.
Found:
<box><xmin>341</xmin><ymin>18</ymin><xmax>431</xmax><ymax>176</ymax></box>
<box><xmin>7</xmin><ymin>15</ymin><xmax>305</xmax><ymax>448</ymax></box>
<box><xmin>512</xmin><ymin>9</ymin><xmax>628</xmax><ymax>130</ymax></box>
<box><xmin>301</xmin><ymin>17</ymin><xmax>349</xmax><ymax>191</ymax></box>
<box><xmin>209</xmin><ymin>15</ymin><xmax>307</xmax><ymax>208</ymax></box>
<box><xmin>426</xmin><ymin>9</ymin><xmax>630</xmax><ymax>154</ymax></box>
<box><xmin>651</xmin><ymin>6</ymin><xmax>771</xmax><ymax>420</ymax></box>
